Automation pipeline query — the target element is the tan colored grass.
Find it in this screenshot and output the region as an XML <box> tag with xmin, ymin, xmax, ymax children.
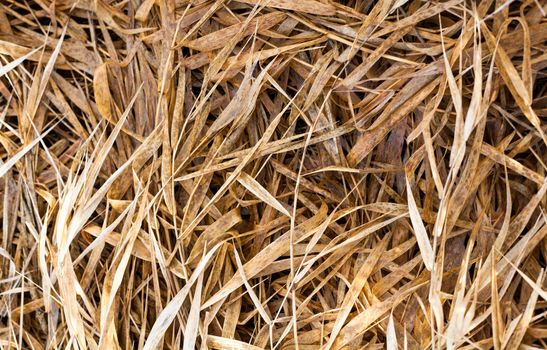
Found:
<box><xmin>0</xmin><ymin>0</ymin><xmax>546</xmax><ymax>349</ymax></box>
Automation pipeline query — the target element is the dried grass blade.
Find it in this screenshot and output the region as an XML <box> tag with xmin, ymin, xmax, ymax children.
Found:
<box><xmin>237</xmin><ymin>172</ymin><xmax>290</xmax><ymax>217</ymax></box>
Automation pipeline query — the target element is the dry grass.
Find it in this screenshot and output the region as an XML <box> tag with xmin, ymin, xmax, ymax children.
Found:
<box><xmin>0</xmin><ymin>0</ymin><xmax>546</xmax><ymax>349</ymax></box>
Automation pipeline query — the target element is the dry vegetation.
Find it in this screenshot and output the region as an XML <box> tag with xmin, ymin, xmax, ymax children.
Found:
<box><xmin>0</xmin><ymin>0</ymin><xmax>547</xmax><ymax>348</ymax></box>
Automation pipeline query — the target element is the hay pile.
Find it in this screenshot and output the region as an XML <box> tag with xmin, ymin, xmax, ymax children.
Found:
<box><xmin>0</xmin><ymin>0</ymin><xmax>546</xmax><ymax>348</ymax></box>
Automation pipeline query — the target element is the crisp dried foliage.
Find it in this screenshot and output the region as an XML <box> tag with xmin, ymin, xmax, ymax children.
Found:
<box><xmin>0</xmin><ymin>0</ymin><xmax>546</xmax><ymax>349</ymax></box>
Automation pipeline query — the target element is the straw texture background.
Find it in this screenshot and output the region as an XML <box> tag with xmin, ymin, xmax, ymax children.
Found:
<box><xmin>0</xmin><ymin>0</ymin><xmax>546</xmax><ymax>349</ymax></box>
